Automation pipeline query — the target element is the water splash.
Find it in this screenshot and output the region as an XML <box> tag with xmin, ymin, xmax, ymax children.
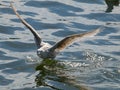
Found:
<box><xmin>25</xmin><ymin>55</ymin><xmax>41</xmax><ymax>64</ymax></box>
<box><xmin>57</xmin><ymin>49</ymin><xmax>106</xmax><ymax>73</ymax></box>
<box><xmin>83</xmin><ymin>49</ymin><xmax>105</xmax><ymax>68</ymax></box>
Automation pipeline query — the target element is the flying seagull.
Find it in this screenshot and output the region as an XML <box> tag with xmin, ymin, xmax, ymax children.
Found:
<box><xmin>10</xmin><ymin>3</ymin><xmax>102</xmax><ymax>59</ymax></box>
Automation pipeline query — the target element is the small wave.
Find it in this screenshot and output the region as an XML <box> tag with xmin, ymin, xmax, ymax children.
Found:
<box><xmin>83</xmin><ymin>49</ymin><xmax>106</xmax><ymax>68</ymax></box>
<box><xmin>25</xmin><ymin>55</ymin><xmax>41</xmax><ymax>64</ymax></box>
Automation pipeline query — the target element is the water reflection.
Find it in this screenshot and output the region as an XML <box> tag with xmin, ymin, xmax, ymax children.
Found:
<box><xmin>35</xmin><ymin>59</ymin><xmax>89</xmax><ymax>90</ymax></box>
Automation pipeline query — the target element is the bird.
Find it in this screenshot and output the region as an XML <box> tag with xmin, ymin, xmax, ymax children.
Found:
<box><xmin>104</xmin><ymin>0</ymin><xmax>119</xmax><ymax>12</ymax></box>
<box><xmin>10</xmin><ymin>3</ymin><xmax>103</xmax><ymax>59</ymax></box>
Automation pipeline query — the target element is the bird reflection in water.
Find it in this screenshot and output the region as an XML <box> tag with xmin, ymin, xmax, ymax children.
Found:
<box><xmin>35</xmin><ymin>59</ymin><xmax>89</xmax><ymax>90</ymax></box>
<box><xmin>104</xmin><ymin>0</ymin><xmax>119</xmax><ymax>12</ymax></box>
<box><xmin>35</xmin><ymin>59</ymin><xmax>64</xmax><ymax>87</ymax></box>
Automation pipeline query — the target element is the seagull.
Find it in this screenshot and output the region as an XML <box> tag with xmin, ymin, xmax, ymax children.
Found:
<box><xmin>10</xmin><ymin>3</ymin><xmax>102</xmax><ymax>59</ymax></box>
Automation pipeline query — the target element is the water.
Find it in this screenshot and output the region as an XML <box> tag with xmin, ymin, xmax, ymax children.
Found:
<box><xmin>0</xmin><ymin>0</ymin><xmax>120</xmax><ymax>90</ymax></box>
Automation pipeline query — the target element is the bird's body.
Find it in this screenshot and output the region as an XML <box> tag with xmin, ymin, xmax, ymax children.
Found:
<box><xmin>10</xmin><ymin>3</ymin><xmax>103</xmax><ymax>59</ymax></box>
<box><xmin>37</xmin><ymin>42</ymin><xmax>57</xmax><ymax>59</ymax></box>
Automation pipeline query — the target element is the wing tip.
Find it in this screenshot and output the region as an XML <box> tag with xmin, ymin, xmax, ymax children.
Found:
<box><xmin>97</xmin><ymin>26</ymin><xmax>105</xmax><ymax>32</ymax></box>
<box><xmin>93</xmin><ymin>26</ymin><xmax>105</xmax><ymax>35</ymax></box>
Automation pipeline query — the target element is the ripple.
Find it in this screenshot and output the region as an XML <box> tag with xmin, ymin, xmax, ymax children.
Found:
<box><xmin>0</xmin><ymin>0</ymin><xmax>120</xmax><ymax>90</ymax></box>
<box><xmin>80</xmin><ymin>13</ymin><xmax>120</xmax><ymax>22</ymax></box>
<box><xmin>99</xmin><ymin>27</ymin><xmax>119</xmax><ymax>36</ymax></box>
<box><xmin>0</xmin><ymin>41</ymin><xmax>35</xmax><ymax>52</ymax></box>
<box><xmin>12</xmin><ymin>87</ymin><xmax>53</xmax><ymax>90</ymax></box>
<box><xmin>109</xmin><ymin>35</ymin><xmax>120</xmax><ymax>40</ymax></box>
<box><xmin>73</xmin><ymin>0</ymin><xmax>104</xmax><ymax>4</ymax></box>
<box><xmin>0</xmin><ymin>7</ymin><xmax>14</xmax><ymax>14</ymax></box>
<box><xmin>0</xmin><ymin>25</ymin><xmax>24</xmax><ymax>34</ymax></box>
<box><xmin>85</xmin><ymin>39</ymin><xmax>119</xmax><ymax>45</ymax></box>
<box><xmin>1</xmin><ymin>59</ymin><xmax>35</xmax><ymax>74</ymax></box>
<box><xmin>52</xmin><ymin>30</ymin><xmax>76</xmax><ymax>37</ymax></box>
<box><xmin>25</xmin><ymin>1</ymin><xmax>83</xmax><ymax>16</ymax></box>
<box><xmin>15</xmin><ymin>10</ymin><xmax>39</xmax><ymax>17</ymax></box>
<box><xmin>35</xmin><ymin>59</ymin><xmax>89</xmax><ymax>90</ymax></box>
<box><xmin>101</xmin><ymin>69</ymin><xmax>120</xmax><ymax>83</ymax></box>
<box><xmin>71</xmin><ymin>22</ymin><xmax>100</xmax><ymax>30</ymax></box>
<box><xmin>109</xmin><ymin>51</ymin><xmax>120</xmax><ymax>56</ymax></box>
<box><xmin>0</xmin><ymin>51</ymin><xmax>17</xmax><ymax>60</ymax></box>
<box><xmin>0</xmin><ymin>75</ymin><xmax>14</xmax><ymax>86</ymax></box>
<box><xmin>11</xmin><ymin>18</ymin><xmax>68</xmax><ymax>30</ymax></box>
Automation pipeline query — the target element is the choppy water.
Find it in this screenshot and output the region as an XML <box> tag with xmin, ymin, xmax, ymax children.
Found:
<box><xmin>0</xmin><ymin>0</ymin><xmax>120</xmax><ymax>90</ymax></box>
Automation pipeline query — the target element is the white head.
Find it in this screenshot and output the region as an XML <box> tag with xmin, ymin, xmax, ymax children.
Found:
<box><xmin>37</xmin><ymin>43</ymin><xmax>53</xmax><ymax>59</ymax></box>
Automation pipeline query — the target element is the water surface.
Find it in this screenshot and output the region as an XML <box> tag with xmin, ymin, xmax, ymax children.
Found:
<box><xmin>0</xmin><ymin>0</ymin><xmax>120</xmax><ymax>90</ymax></box>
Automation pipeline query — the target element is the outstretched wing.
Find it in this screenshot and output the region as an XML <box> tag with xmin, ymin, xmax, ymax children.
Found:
<box><xmin>10</xmin><ymin>3</ymin><xmax>41</xmax><ymax>48</ymax></box>
<box><xmin>50</xmin><ymin>27</ymin><xmax>102</xmax><ymax>52</ymax></box>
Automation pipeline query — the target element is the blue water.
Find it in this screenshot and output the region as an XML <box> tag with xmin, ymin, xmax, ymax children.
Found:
<box><xmin>0</xmin><ymin>0</ymin><xmax>120</xmax><ymax>90</ymax></box>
